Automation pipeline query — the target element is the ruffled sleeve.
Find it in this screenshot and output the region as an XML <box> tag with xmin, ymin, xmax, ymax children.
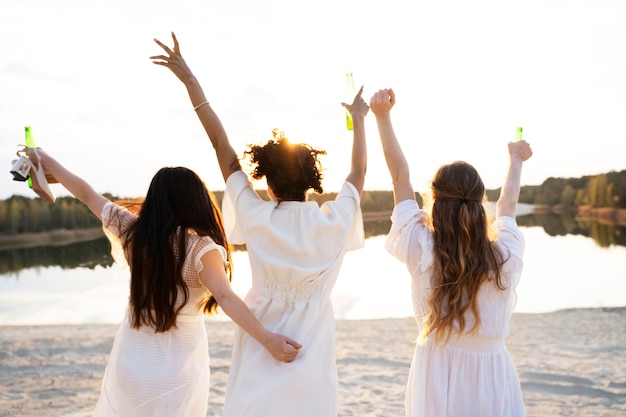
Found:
<box><xmin>193</xmin><ymin>236</ymin><xmax>228</xmax><ymax>276</ymax></box>
<box><xmin>493</xmin><ymin>215</ymin><xmax>525</xmax><ymax>288</ymax></box>
<box><xmin>101</xmin><ymin>201</ymin><xmax>136</xmax><ymax>267</ymax></box>
<box><xmin>385</xmin><ymin>199</ymin><xmax>429</xmax><ymax>265</ymax></box>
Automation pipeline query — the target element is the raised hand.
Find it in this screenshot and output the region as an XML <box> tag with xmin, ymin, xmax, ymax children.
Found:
<box><xmin>369</xmin><ymin>88</ymin><xmax>395</xmax><ymax>117</ymax></box>
<box><xmin>342</xmin><ymin>85</ymin><xmax>369</xmax><ymax>119</ymax></box>
<box><xmin>150</xmin><ymin>32</ymin><xmax>193</xmax><ymax>83</ymax></box>
<box><xmin>508</xmin><ymin>140</ymin><xmax>533</xmax><ymax>162</ymax></box>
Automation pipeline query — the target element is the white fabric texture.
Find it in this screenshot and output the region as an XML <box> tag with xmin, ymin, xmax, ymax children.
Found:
<box><xmin>93</xmin><ymin>202</ymin><xmax>227</xmax><ymax>417</ymax></box>
<box><xmin>386</xmin><ymin>199</ymin><xmax>526</xmax><ymax>417</ymax></box>
<box><xmin>222</xmin><ymin>170</ymin><xmax>364</xmax><ymax>417</ymax></box>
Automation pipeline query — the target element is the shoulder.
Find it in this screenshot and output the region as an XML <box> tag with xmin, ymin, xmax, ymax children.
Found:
<box><xmin>322</xmin><ymin>181</ymin><xmax>361</xmax><ymax>212</ymax></box>
<box><xmin>391</xmin><ymin>199</ymin><xmax>427</xmax><ymax>227</ymax></box>
<box><xmin>338</xmin><ymin>181</ymin><xmax>360</xmax><ymax>201</ymax></box>
<box><xmin>385</xmin><ymin>200</ymin><xmax>432</xmax><ymax>264</ymax></box>
<box><xmin>102</xmin><ymin>201</ymin><xmax>137</xmax><ymax>228</ymax></box>
<box><xmin>191</xmin><ymin>234</ymin><xmax>228</xmax><ymax>264</ymax></box>
<box><xmin>493</xmin><ymin>215</ymin><xmax>525</xmax><ymax>255</ymax></box>
<box><xmin>225</xmin><ymin>170</ymin><xmax>252</xmax><ymax>193</ymax></box>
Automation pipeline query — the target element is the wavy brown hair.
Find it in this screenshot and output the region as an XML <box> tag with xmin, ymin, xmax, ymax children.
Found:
<box><xmin>244</xmin><ymin>129</ymin><xmax>326</xmax><ymax>202</ymax></box>
<box><xmin>119</xmin><ymin>167</ymin><xmax>232</xmax><ymax>332</ymax></box>
<box><xmin>425</xmin><ymin>161</ymin><xmax>505</xmax><ymax>343</ymax></box>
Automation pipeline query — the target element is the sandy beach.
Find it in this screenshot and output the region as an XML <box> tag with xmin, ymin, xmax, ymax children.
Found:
<box><xmin>1</xmin><ymin>308</ymin><xmax>625</xmax><ymax>417</ymax></box>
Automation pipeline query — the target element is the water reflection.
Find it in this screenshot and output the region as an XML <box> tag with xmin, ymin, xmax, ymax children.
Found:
<box><xmin>0</xmin><ymin>238</ymin><xmax>114</xmax><ymax>275</ymax></box>
<box><xmin>0</xmin><ymin>213</ymin><xmax>624</xmax><ymax>276</ymax></box>
<box><xmin>517</xmin><ymin>213</ymin><xmax>626</xmax><ymax>248</ymax></box>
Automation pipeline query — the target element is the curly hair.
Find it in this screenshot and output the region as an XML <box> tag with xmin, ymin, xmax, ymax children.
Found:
<box><xmin>244</xmin><ymin>129</ymin><xmax>326</xmax><ymax>202</ymax></box>
<box><xmin>424</xmin><ymin>161</ymin><xmax>506</xmax><ymax>343</ymax></box>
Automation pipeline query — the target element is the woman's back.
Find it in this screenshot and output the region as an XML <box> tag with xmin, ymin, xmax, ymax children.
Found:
<box><xmin>95</xmin><ymin>202</ymin><xmax>230</xmax><ymax>417</ymax></box>
<box><xmin>222</xmin><ymin>171</ymin><xmax>364</xmax><ymax>417</ymax></box>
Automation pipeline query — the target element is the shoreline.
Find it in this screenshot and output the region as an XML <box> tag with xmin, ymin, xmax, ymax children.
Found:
<box><xmin>0</xmin><ymin>227</ymin><xmax>104</xmax><ymax>251</ymax></box>
<box><xmin>1</xmin><ymin>204</ymin><xmax>624</xmax><ymax>251</ymax></box>
<box><xmin>1</xmin><ymin>308</ymin><xmax>625</xmax><ymax>417</ymax></box>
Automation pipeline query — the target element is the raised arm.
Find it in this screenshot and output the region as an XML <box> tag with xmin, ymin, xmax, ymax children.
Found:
<box><xmin>341</xmin><ymin>86</ymin><xmax>369</xmax><ymax>197</ymax></box>
<box><xmin>151</xmin><ymin>32</ymin><xmax>240</xmax><ymax>182</ymax></box>
<box><xmin>198</xmin><ymin>250</ymin><xmax>302</xmax><ymax>363</ymax></box>
<box><xmin>24</xmin><ymin>147</ymin><xmax>109</xmax><ymax>220</ymax></box>
<box><xmin>369</xmin><ymin>89</ymin><xmax>415</xmax><ymax>205</ymax></box>
<box><xmin>496</xmin><ymin>140</ymin><xmax>533</xmax><ymax>218</ymax></box>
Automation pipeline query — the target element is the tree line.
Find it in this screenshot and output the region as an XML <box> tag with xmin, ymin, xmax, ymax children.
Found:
<box><xmin>2</xmin><ymin>169</ymin><xmax>625</xmax><ymax>236</ymax></box>
<box><xmin>485</xmin><ymin>169</ymin><xmax>626</xmax><ymax>209</ymax></box>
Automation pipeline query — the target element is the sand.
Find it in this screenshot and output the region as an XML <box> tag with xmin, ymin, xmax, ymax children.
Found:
<box><xmin>1</xmin><ymin>308</ymin><xmax>625</xmax><ymax>417</ymax></box>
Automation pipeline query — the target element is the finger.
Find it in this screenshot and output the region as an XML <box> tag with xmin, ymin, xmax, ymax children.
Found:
<box><xmin>370</xmin><ymin>90</ymin><xmax>383</xmax><ymax>105</ymax></box>
<box><xmin>354</xmin><ymin>85</ymin><xmax>364</xmax><ymax>101</ymax></box>
<box><xmin>153</xmin><ymin>38</ymin><xmax>173</xmax><ymax>55</ymax></box>
<box><xmin>340</xmin><ymin>102</ymin><xmax>349</xmax><ymax>110</ymax></box>
<box><xmin>172</xmin><ymin>32</ymin><xmax>180</xmax><ymax>54</ymax></box>
<box><xmin>286</xmin><ymin>337</ymin><xmax>302</xmax><ymax>349</ymax></box>
<box><xmin>388</xmin><ymin>88</ymin><xmax>396</xmax><ymax>105</ymax></box>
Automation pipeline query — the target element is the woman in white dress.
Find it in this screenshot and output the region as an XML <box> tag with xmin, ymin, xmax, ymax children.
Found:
<box><xmin>23</xmin><ymin>147</ymin><xmax>300</xmax><ymax>417</ymax></box>
<box><xmin>369</xmin><ymin>88</ymin><xmax>533</xmax><ymax>417</ymax></box>
<box><xmin>152</xmin><ymin>32</ymin><xmax>368</xmax><ymax>417</ymax></box>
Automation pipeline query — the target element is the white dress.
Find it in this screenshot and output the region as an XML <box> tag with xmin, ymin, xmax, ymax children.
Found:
<box><xmin>386</xmin><ymin>199</ymin><xmax>526</xmax><ymax>417</ymax></box>
<box><xmin>221</xmin><ymin>171</ymin><xmax>364</xmax><ymax>417</ymax></box>
<box><xmin>93</xmin><ymin>202</ymin><xmax>228</xmax><ymax>417</ymax></box>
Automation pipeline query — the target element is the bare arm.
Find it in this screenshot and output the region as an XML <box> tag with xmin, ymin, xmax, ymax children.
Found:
<box><xmin>342</xmin><ymin>86</ymin><xmax>369</xmax><ymax>197</ymax></box>
<box><xmin>24</xmin><ymin>148</ymin><xmax>109</xmax><ymax>220</ymax></box>
<box><xmin>151</xmin><ymin>32</ymin><xmax>240</xmax><ymax>182</ymax></box>
<box><xmin>496</xmin><ymin>140</ymin><xmax>533</xmax><ymax>218</ymax></box>
<box><xmin>198</xmin><ymin>250</ymin><xmax>302</xmax><ymax>363</ymax></box>
<box><xmin>369</xmin><ymin>89</ymin><xmax>415</xmax><ymax>205</ymax></box>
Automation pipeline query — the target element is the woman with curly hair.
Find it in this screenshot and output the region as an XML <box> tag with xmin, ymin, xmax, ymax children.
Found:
<box><xmin>370</xmin><ymin>88</ymin><xmax>532</xmax><ymax>417</ymax></box>
<box><xmin>152</xmin><ymin>32</ymin><xmax>368</xmax><ymax>417</ymax></box>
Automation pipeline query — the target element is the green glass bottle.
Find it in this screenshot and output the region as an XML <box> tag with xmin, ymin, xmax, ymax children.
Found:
<box><xmin>25</xmin><ymin>126</ymin><xmax>35</xmax><ymax>188</ymax></box>
<box><xmin>345</xmin><ymin>73</ymin><xmax>356</xmax><ymax>130</ymax></box>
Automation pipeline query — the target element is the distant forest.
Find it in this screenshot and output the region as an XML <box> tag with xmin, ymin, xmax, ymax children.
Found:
<box><xmin>2</xmin><ymin>169</ymin><xmax>625</xmax><ymax>236</ymax></box>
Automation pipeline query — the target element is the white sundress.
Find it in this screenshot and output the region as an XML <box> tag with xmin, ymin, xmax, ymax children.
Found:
<box><xmin>221</xmin><ymin>170</ymin><xmax>364</xmax><ymax>417</ymax></box>
<box><xmin>93</xmin><ymin>202</ymin><xmax>227</xmax><ymax>417</ymax></box>
<box><xmin>386</xmin><ymin>199</ymin><xmax>526</xmax><ymax>417</ymax></box>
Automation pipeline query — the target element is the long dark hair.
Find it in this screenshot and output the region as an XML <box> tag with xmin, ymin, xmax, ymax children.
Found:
<box><xmin>244</xmin><ymin>129</ymin><xmax>326</xmax><ymax>202</ymax></box>
<box><xmin>425</xmin><ymin>161</ymin><xmax>505</xmax><ymax>343</ymax></box>
<box><xmin>122</xmin><ymin>167</ymin><xmax>232</xmax><ymax>332</ymax></box>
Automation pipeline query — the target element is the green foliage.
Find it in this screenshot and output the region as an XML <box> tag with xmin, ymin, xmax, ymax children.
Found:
<box><xmin>2</xmin><ymin>168</ymin><xmax>625</xmax><ymax>237</ymax></box>
<box><xmin>0</xmin><ymin>195</ymin><xmax>105</xmax><ymax>235</ymax></box>
<box><xmin>485</xmin><ymin>170</ymin><xmax>626</xmax><ymax>208</ymax></box>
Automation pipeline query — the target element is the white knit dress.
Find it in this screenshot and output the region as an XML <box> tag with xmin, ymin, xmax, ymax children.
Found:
<box><xmin>221</xmin><ymin>171</ymin><xmax>364</xmax><ymax>417</ymax></box>
<box><xmin>386</xmin><ymin>199</ymin><xmax>526</xmax><ymax>417</ymax></box>
<box><xmin>92</xmin><ymin>202</ymin><xmax>227</xmax><ymax>417</ymax></box>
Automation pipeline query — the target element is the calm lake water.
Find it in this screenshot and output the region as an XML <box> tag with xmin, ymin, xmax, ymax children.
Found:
<box><xmin>1</xmin><ymin>215</ymin><xmax>625</xmax><ymax>326</ymax></box>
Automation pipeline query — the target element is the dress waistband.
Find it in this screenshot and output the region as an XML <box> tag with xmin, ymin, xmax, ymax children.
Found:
<box><xmin>253</xmin><ymin>280</ymin><xmax>326</xmax><ymax>303</ymax></box>
<box><xmin>420</xmin><ymin>332</ymin><xmax>506</xmax><ymax>353</ymax></box>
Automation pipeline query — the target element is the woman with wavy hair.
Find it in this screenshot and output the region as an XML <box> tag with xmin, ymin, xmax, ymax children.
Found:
<box><xmin>370</xmin><ymin>88</ymin><xmax>533</xmax><ymax>417</ymax></box>
<box><xmin>23</xmin><ymin>147</ymin><xmax>299</xmax><ymax>417</ymax></box>
<box><xmin>152</xmin><ymin>32</ymin><xmax>368</xmax><ymax>417</ymax></box>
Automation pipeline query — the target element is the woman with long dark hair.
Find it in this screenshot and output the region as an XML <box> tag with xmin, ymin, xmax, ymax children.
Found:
<box><xmin>23</xmin><ymin>147</ymin><xmax>300</xmax><ymax>417</ymax></box>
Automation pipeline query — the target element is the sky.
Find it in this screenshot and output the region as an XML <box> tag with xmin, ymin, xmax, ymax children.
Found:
<box><xmin>2</xmin><ymin>0</ymin><xmax>625</xmax><ymax>200</ymax></box>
